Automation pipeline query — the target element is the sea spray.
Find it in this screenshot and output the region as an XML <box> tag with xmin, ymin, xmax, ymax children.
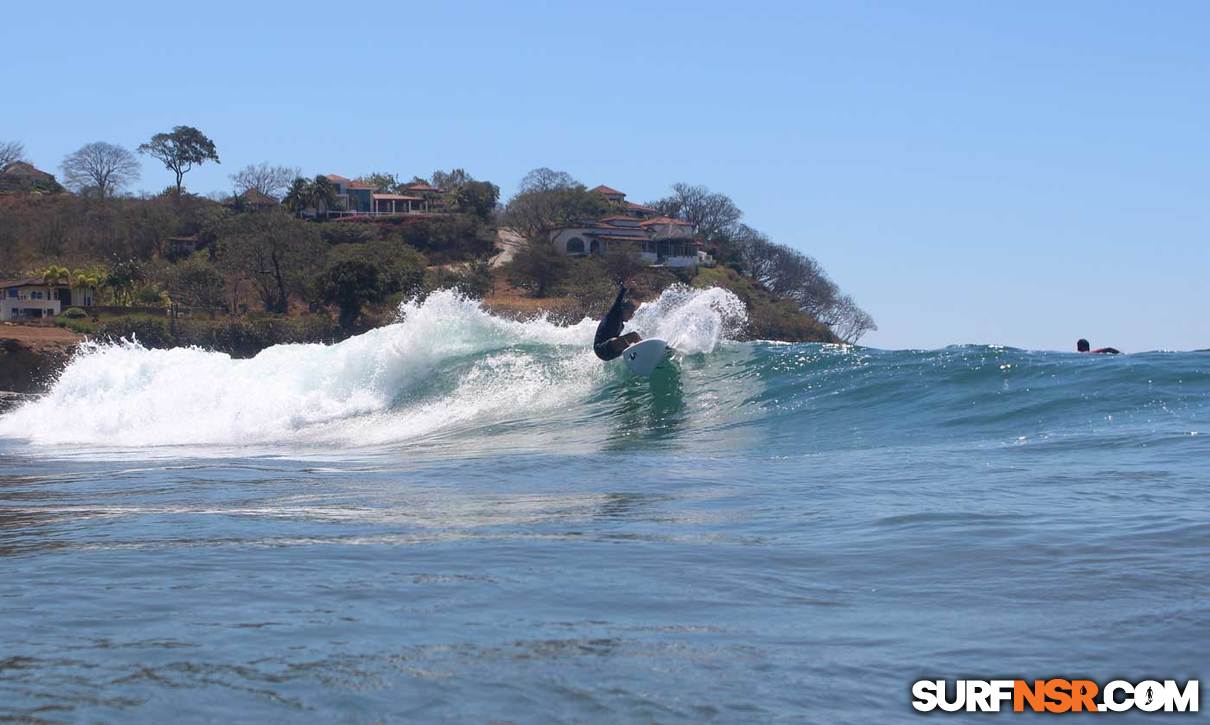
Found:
<box><xmin>0</xmin><ymin>287</ymin><xmax>746</xmax><ymax>447</ymax></box>
<box><xmin>629</xmin><ymin>285</ymin><xmax>747</xmax><ymax>353</ymax></box>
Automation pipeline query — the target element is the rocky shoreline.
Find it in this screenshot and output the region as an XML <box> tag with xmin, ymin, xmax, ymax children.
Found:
<box><xmin>0</xmin><ymin>390</ymin><xmax>35</xmax><ymax>413</ymax></box>
<box><xmin>0</xmin><ymin>329</ymin><xmax>80</xmax><ymax>405</ymax></box>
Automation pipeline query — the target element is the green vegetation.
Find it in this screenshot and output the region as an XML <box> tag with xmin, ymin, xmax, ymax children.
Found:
<box><xmin>2</xmin><ymin>130</ymin><xmax>875</xmax><ymax>351</ymax></box>
<box><xmin>692</xmin><ymin>266</ymin><xmax>837</xmax><ymax>342</ymax></box>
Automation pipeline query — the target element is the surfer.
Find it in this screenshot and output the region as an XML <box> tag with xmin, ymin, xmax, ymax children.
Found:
<box><xmin>1077</xmin><ymin>339</ymin><xmax>1121</xmax><ymax>355</ymax></box>
<box><xmin>594</xmin><ymin>283</ymin><xmax>642</xmax><ymax>361</ymax></box>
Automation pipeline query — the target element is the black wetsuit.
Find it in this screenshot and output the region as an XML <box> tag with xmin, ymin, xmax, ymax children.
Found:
<box><xmin>594</xmin><ymin>286</ymin><xmax>629</xmax><ymax>361</ymax></box>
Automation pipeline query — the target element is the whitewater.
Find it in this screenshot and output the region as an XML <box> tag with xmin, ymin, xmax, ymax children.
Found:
<box><xmin>0</xmin><ymin>287</ymin><xmax>1206</xmax><ymax>722</ymax></box>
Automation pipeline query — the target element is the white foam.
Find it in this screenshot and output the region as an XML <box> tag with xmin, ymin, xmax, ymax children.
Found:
<box><xmin>0</xmin><ymin>287</ymin><xmax>746</xmax><ymax>448</ymax></box>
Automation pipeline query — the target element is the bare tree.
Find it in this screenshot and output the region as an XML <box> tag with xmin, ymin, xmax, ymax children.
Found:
<box><xmin>518</xmin><ymin>167</ymin><xmax>579</xmax><ymax>193</ymax></box>
<box><xmin>650</xmin><ymin>183</ymin><xmax>742</xmax><ymax>243</ymax></box>
<box><xmin>732</xmin><ymin>222</ymin><xmax>878</xmax><ymax>338</ymax></box>
<box><xmin>230</xmin><ymin>162</ymin><xmax>299</xmax><ymax>200</ymax></box>
<box><xmin>826</xmin><ymin>295</ymin><xmax>877</xmax><ymax>344</ymax></box>
<box><xmin>0</xmin><ymin>140</ymin><xmax>25</xmax><ymax>167</ymax></box>
<box><xmin>430</xmin><ymin>168</ymin><xmax>473</xmax><ymax>190</ymax></box>
<box><xmin>60</xmin><ymin>142</ymin><xmax>141</xmax><ymax>197</ymax></box>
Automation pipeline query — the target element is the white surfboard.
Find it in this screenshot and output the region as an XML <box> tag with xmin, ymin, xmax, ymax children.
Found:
<box><xmin>622</xmin><ymin>338</ymin><xmax>670</xmax><ymax>376</ymax></box>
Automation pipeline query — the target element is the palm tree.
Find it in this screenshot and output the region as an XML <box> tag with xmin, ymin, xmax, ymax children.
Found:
<box><xmin>39</xmin><ymin>265</ymin><xmax>70</xmax><ymax>286</ymax></box>
<box><xmin>71</xmin><ymin>268</ymin><xmax>104</xmax><ymax>307</ymax></box>
<box><xmin>283</xmin><ymin>177</ymin><xmax>311</xmax><ymax>217</ymax></box>
<box><xmin>310</xmin><ymin>175</ymin><xmax>336</xmax><ymax>218</ymax></box>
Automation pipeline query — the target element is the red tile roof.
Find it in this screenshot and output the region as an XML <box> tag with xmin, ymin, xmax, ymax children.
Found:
<box><xmin>626</xmin><ymin>201</ymin><xmax>657</xmax><ymax>212</ymax></box>
<box><xmin>241</xmin><ymin>188</ymin><xmax>278</xmax><ymax>205</ymax></box>
<box><xmin>405</xmin><ymin>182</ymin><xmax>440</xmax><ymax>192</ymax></box>
<box><xmin>324</xmin><ymin>174</ymin><xmax>351</xmax><ymax>183</ymax></box>
<box><xmin>639</xmin><ymin>216</ymin><xmax>692</xmax><ymax>227</ymax></box>
<box><xmin>592</xmin><ymin>185</ymin><xmax>625</xmax><ymax>196</ymax></box>
<box><xmin>0</xmin><ymin>278</ymin><xmax>47</xmax><ymax>289</ymax></box>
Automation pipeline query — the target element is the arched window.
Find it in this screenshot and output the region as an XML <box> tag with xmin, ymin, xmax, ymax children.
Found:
<box><xmin>566</xmin><ymin>237</ymin><xmax>585</xmax><ymax>254</ymax></box>
<box><xmin>589</xmin><ymin>239</ymin><xmax>601</xmax><ymax>255</ymax></box>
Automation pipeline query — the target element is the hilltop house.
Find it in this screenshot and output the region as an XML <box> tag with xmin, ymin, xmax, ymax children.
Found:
<box><xmin>319</xmin><ymin>175</ymin><xmax>446</xmax><ymax>217</ymax></box>
<box><xmin>590</xmin><ymin>185</ymin><xmax>658</xmax><ymax>219</ymax></box>
<box><xmin>1</xmin><ymin>279</ymin><xmax>96</xmax><ymax>321</ymax></box>
<box><xmin>236</xmin><ymin>188</ymin><xmax>279</xmax><ymax>209</ymax></box>
<box><xmin>0</xmin><ymin>162</ymin><xmax>65</xmax><ymax>195</ymax></box>
<box><xmin>551</xmin><ymin>215</ymin><xmax>709</xmax><ymax>268</ymax></box>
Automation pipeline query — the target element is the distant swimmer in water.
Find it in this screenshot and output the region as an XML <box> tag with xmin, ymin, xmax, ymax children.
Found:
<box><xmin>594</xmin><ymin>282</ymin><xmax>642</xmax><ymax>361</ymax></box>
<box><xmin>1077</xmin><ymin>338</ymin><xmax>1121</xmax><ymax>355</ymax></box>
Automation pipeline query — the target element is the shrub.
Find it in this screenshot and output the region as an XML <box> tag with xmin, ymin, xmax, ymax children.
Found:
<box><xmin>425</xmin><ymin>259</ymin><xmax>494</xmax><ymax>300</ymax></box>
<box><xmin>95</xmin><ymin>315</ymin><xmax>174</xmax><ymax>348</ymax></box>
<box><xmin>62</xmin><ymin>306</ymin><xmax>87</xmax><ymax>319</ymax></box>
<box><xmin>54</xmin><ymin>315</ymin><xmax>96</xmax><ymax>334</ymax></box>
<box><xmin>174</xmin><ymin>315</ymin><xmax>342</xmax><ymax>357</ymax></box>
<box><xmin>320</xmin><ymin>222</ymin><xmax>379</xmax><ymax>246</ymax></box>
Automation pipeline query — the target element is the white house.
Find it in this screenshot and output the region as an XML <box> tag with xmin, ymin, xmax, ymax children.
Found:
<box><xmin>550</xmin><ymin>215</ymin><xmax>709</xmax><ymax>268</ymax></box>
<box><xmin>0</xmin><ymin>279</ymin><xmax>95</xmax><ymax>321</ymax></box>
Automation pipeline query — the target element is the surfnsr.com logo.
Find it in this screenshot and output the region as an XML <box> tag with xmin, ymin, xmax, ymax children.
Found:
<box><xmin>912</xmin><ymin>679</ymin><xmax>1199</xmax><ymax>713</ymax></box>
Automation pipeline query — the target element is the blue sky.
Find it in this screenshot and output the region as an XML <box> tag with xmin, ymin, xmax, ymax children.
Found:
<box><xmin>6</xmin><ymin>1</ymin><xmax>1208</xmax><ymax>351</ymax></box>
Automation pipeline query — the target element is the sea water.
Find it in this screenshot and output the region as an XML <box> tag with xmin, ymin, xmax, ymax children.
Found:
<box><xmin>1</xmin><ymin>289</ymin><xmax>1206</xmax><ymax>722</ymax></box>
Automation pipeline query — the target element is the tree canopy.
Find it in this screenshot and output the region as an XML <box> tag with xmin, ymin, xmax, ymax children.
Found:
<box><xmin>138</xmin><ymin>126</ymin><xmax>220</xmax><ymax>194</ymax></box>
<box><xmin>230</xmin><ymin>162</ymin><xmax>298</xmax><ymax>200</ymax></box>
<box><xmin>216</xmin><ymin>209</ymin><xmax>322</xmax><ymax>313</ymax></box>
<box><xmin>649</xmin><ymin>183</ymin><xmax>742</xmax><ymax>245</ymax></box>
<box><xmin>503</xmin><ymin>168</ymin><xmax>610</xmax><ymax>245</ymax></box>
<box><xmin>60</xmin><ymin>142</ymin><xmax>141</xmax><ymax>198</ymax></box>
<box><xmin>0</xmin><ymin>140</ymin><xmax>25</xmax><ymax>167</ymax></box>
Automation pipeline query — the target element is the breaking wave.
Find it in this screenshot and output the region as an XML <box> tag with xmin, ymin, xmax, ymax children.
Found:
<box><xmin>2</xmin><ymin>285</ymin><xmax>1207</xmax><ymax>454</ymax></box>
<box><xmin>0</xmin><ymin>287</ymin><xmax>747</xmax><ymax>448</ymax></box>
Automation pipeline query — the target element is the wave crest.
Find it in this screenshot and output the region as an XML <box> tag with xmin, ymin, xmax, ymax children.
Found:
<box><xmin>0</xmin><ymin>287</ymin><xmax>744</xmax><ymax>447</ymax></box>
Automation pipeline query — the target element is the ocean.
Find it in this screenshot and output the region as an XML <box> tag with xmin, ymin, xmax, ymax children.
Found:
<box><xmin>1</xmin><ymin>289</ymin><xmax>1206</xmax><ymax>722</ymax></box>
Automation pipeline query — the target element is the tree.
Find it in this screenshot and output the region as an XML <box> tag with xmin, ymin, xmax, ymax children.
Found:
<box><xmin>105</xmin><ymin>260</ymin><xmax>147</xmax><ymax>306</ymax></box>
<box><xmin>318</xmin><ymin>242</ymin><xmax>427</xmax><ymax>327</ymax></box>
<box><xmin>356</xmin><ymin>171</ymin><xmax>399</xmax><ymax>192</ymax></box>
<box><xmin>230</xmin><ymin>162</ymin><xmax>298</xmax><ymax>200</ymax></box>
<box><xmin>71</xmin><ymin>267</ymin><xmax>105</xmax><ymax>296</ymax></box>
<box><xmin>138</xmin><ymin>125</ymin><xmax>220</xmax><ymax>194</ymax></box>
<box><xmin>0</xmin><ymin>140</ymin><xmax>24</xmax><ymax>167</ymax></box>
<box><xmin>216</xmin><ymin>209</ymin><xmax>323</xmax><ymax>313</ymax></box>
<box><xmin>283</xmin><ymin>177</ymin><xmax>310</xmax><ymax>217</ymax></box>
<box><xmin>39</xmin><ymin>265</ymin><xmax>71</xmax><ymax>286</ymax></box>
<box><xmin>310</xmin><ymin>174</ymin><xmax>337</xmax><ymax>216</ymax></box>
<box><xmin>166</xmin><ymin>256</ymin><xmax>227</xmax><ymax>315</ymax></box>
<box><xmin>650</xmin><ymin>183</ymin><xmax>742</xmax><ymax>244</ymax></box>
<box><xmin>318</xmin><ymin>250</ymin><xmax>389</xmax><ymax>328</ymax></box>
<box><xmin>502</xmin><ymin>170</ymin><xmax>611</xmax><ymax>245</ymax></box>
<box><xmin>506</xmin><ymin>240</ymin><xmax>570</xmax><ymax>298</ymax></box>
<box><xmin>430</xmin><ymin>168</ymin><xmax>473</xmax><ymax>190</ymax></box>
<box><xmin>60</xmin><ymin>142</ymin><xmax>141</xmax><ymax>198</ymax></box>
<box><xmin>450</xmin><ymin>179</ymin><xmax>500</xmax><ymax>219</ymax></box>
<box><xmin>730</xmin><ymin>223</ymin><xmax>875</xmax><ymax>338</ymax></box>
<box><xmin>824</xmin><ymin>295</ymin><xmax>877</xmax><ymax>344</ymax></box>
<box><xmin>603</xmin><ymin>247</ymin><xmax>645</xmax><ymax>285</ymax></box>
<box><xmin>518</xmin><ymin>167</ymin><xmax>579</xmax><ymax>193</ymax></box>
